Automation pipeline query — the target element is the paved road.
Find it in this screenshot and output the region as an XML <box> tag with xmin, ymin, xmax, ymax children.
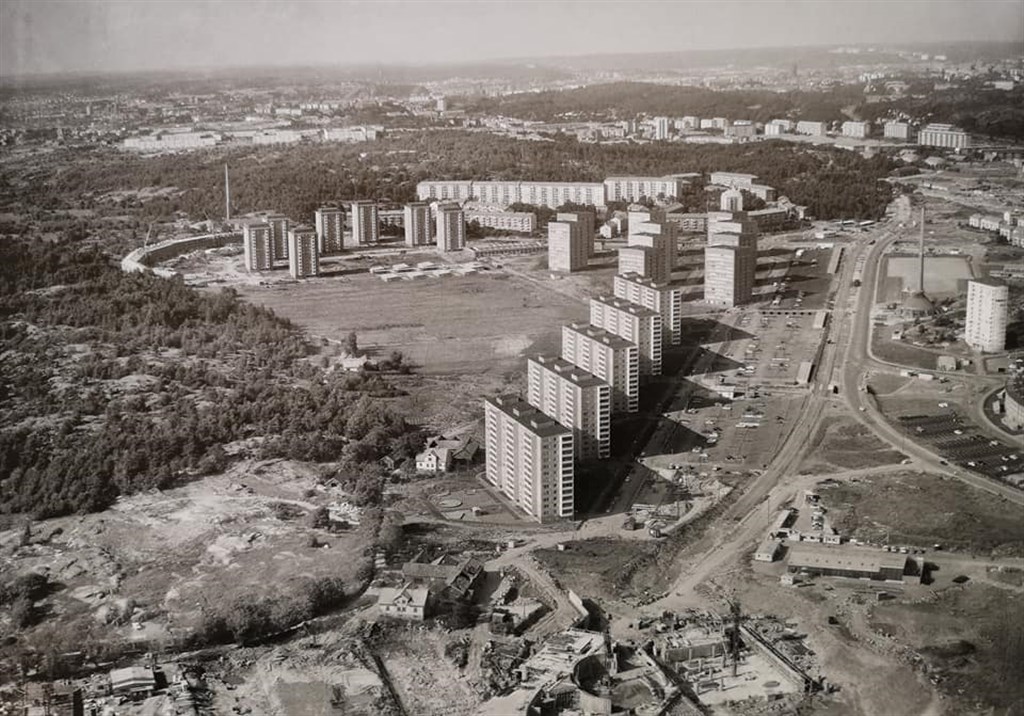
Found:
<box><xmin>841</xmin><ymin>229</ymin><xmax>1024</xmax><ymax>505</ymax></box>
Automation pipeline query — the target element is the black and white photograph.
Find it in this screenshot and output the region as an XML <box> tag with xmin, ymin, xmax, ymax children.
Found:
<box><xmin>1</xmin><ymin>0</ymin><xmax>1023</xmax><ymax>714</ymax></box>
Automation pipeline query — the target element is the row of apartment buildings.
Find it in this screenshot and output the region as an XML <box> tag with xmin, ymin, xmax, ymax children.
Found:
<box><xmin>417</xmin><ymin>176</ymin><xmax>698</xmax><ymax>209</ymax></box>
<box><xmin>967</xmin><ymin>211</ymin><xmax>1024</xmax><ymax>247</ymax></box>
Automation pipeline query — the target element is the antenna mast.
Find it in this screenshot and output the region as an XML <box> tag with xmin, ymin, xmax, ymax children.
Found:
<box><xmin>918</xmin><ymin>206</ymin><xmax>925</xmax><ymax>294</ymax></box>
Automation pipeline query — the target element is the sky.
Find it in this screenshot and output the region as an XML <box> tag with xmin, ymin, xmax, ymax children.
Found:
<box><xmin>1</xmin><ymin>0</ymin><xmax>1022</xmax><ymax>77</ymax></box>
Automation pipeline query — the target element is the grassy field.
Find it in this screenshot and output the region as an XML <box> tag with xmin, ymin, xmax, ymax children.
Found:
<box><xmin>871</xmin><ymin>327</ymin><xmax>939</xmax><ymax>371</ymax></box>
<box><xmin>235</xmin><ymin>269</ymin><xmax>587</xmax><ymax>377</ymax></box>
<box><xmin>817</xmin><ymin>470</ymin><xmax>1024</xmax><ymax>556</ymax></box>
<box><xmin>869</xmin><ymin>585</ymin><xmax>1024</xmax><ymax>713</ymax></box>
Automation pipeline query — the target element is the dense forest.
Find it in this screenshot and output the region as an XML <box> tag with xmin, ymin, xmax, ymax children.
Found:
<box><xmin>2</xmin><ymin>130</ymin><xmax>898</xmax><ymax>228</ymax></box>
<box><xmin>470</xmin><ymin>81</ymin><xmax>1024</xmax><ymax>141</ymax></box>
<box><xmin>0</xmin><ymin>239</ymin><xmax>420</xmax><ymax>519</ymax></box>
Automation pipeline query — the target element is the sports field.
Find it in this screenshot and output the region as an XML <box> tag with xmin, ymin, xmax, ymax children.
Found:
<box><xmin>880</xmin><ymin>256</ymin><xmax>972</xmax><ymax>302</ymax></box>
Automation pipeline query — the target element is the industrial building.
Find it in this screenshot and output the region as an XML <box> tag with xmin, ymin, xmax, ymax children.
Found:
<box><xmin>561</xmin><ymin>322</ymin><xmax>639</xmax><ymax>414</ymax></box>
<box><xmin>403</xmin><ymin>202</ymin><xmax>432</xmax><ymax>247</ymax></box>
<box><xmin>527</xmin><ymin>355</ymin><xmax>611</xmax><ymax>461</ymax></box>
<box><xmin>787</xmin><ymin>544</ymin><xmax>913</xmax><ymax>582</ymax></box>
<box><xmin>965</xmin><ymin>277</ymin><xmax>1009</xmax><ymax>352</ymax></box>
<box><xmin>613</xmin><ymin>272</ymin><xmax>683</xmax><ymax>346</ymax></box>
<box><xmin>242</xmin><ymin>222</ymin><xmax>273</xmax><ymax>271</ymax></box>
<box><xmin>314</xmin><ymin>206</ymin><xmax>344</xmax><ymax>254</ymax></box>
<box><xmin>287</xmin><ymin>225</ymin><xmax>319</xmax><ymax>278</ymax></box>
<box><xmin>589</xmin><ymin>296</ymin><xmax>663</xmax><ymax>378</ymax></box>
<box><xmin>483</xmin><ymin>395</ymin><xmax>574</xmax><ymax>523</ymax></box>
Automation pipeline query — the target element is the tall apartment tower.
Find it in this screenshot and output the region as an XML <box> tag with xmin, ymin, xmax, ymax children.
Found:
<box><xmin>403</xmin><ymin>202</ymin><xmax>431</xmax><ymax>247</ymax></box>
<box><xmin>314</xmin><ymin>206</ymin><xmax>344</xmax><ymax>255</ymax></box>
<box><xmin>965</xmin><ymin>278</ymin><xmax>1008</xmax><ymax>352</ymax></box>
<box><xmin>435</xmin><ymin>204</ymin><xmax>466</xmax><ymax>252</ymax></box>
<box><xmin>704</xmin><ymin>213</ymin><xmax>758</xmax><ymax>307</ymax></box>
<box><xmin>617</xmin><ymin>246</ymin><xmax>661</xmax><ymax>283</ymax></box>
<box><xmin>548</xmin><ymin>220</ymin><xmax>587</xmax><ymax>272</ymax></box>
<box><xmin>556</xmin><ymin>211</ymin><xmax>596</xmax><ymax>257</ymax></box>
<box><xmin>287</xmin><ymin>226</ymin><xmax>319</xmax><ymax>278</ymax></box>
<box><xmin>631</xmin><ymin>219</ymin><xmax>677</xmax><ymax>267</ymax></box>
<box><xmin>589</xmin><ymin>296</ymin><xmax>663</xmax><ymax>378</ymax></box>
<box><xmin>242</xmin><ymin>223</ymin><xmax>273</xmax><ymax>271</ymax></box>
<box><xmin>613</xmin><ymin>272</ymin><xmax>683</xmax><ymax>346</ymax></box>
<box><xmin>527</xmin><ymin>355</ymin><xmax>611</xmax><ymax>461</ymax></box>
<box><xmin>483</xmin><ymin>395</ymin><xmax>574</xmax><ymax>523</ymax></box>
<box><xmin>561</xmin><ymin>322</ymin><xmax>639</xmax><ymax>414</ymax></box>
<box><xmin>265</xmin><ymin>214</ymin><xmax>290</xmax><ymax>262</ymax></box>
<box><xmin>349</xmin><ymin>200</ymin><xmax>379</xmax><ymax>247</ymax></box>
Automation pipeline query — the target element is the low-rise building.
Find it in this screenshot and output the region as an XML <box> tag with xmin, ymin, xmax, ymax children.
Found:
<box><xmin>377</xmin><ymin>584</ymin><xmax>430</xmax><ymax>620</ymax></box>
<box><xmin>787</xmin><ymin>544</ymin><xmax>914</xmax><ymax>582</ymax></box>
<box><xmin>110</xmin><ymin>667</ymin><xmax>156</xmax><ymax>700</ymax></box>
<box><xmin>464</xmin><ymin>210</ymin><xmax>537</xmax><ymax>234</ymax></box>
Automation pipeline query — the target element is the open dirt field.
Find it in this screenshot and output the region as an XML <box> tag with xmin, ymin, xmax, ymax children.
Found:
<box><xmin>799</xmin><ymin>415</ymin><xmax>906</xmax><ymax>473</ymax></box>
<box><xmin>234</xmin><ymin>267</ymin><xmax>587</xmax><ymax>377</ymax></box>
<box><xmin>879</xmin><ymin>255</ymin><xmax>973</xmax><ymax>303</ymax></box>
<box><xmin>869</xmin><ymin>584</ymin><xmax>1024</xmax><ymax>713</ymax></box>
<box><xmin>816</xmin><ymin>470</ymin><xmax>1024</xmax><ymax>556</ymax></box>
<box><xmin>377</xmin><ymin>627</ymin><xmax>483</xmax><ymax>716</ymax></box>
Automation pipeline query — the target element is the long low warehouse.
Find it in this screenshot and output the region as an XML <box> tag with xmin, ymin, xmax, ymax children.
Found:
<box><xmin>787</xmin><ymin>543</ymin><xmax>918</xmax><ymax>583</ymax></box>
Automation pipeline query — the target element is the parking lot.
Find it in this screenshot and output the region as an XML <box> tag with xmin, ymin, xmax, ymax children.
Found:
<box><xmin>897</xmin><ymin>412</ymin><xmax>1024</xmax><ymax>486</ymax></box>
<box><xmin>709</xmin><ymin>310</ymin><xmax>825</xmax><ymax>389</ymax></box>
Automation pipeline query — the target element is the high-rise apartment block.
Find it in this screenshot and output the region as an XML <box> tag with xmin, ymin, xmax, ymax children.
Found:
<box><xmin>589</xmin><ymin>296</ymin><xmax>663</xmax><ymax>378</ymax></box>
<box><xmin>918</xmin><ymin>123</ymin><xmax>969</xmax><ymax>149</ymax></box>
<box><xmin>613</xmin><ymin>272</ymin><xmax>683</xmax><ymax>346</ymax></box>
<box><xmin>266</xmin><ymin>214</ymin><xmax>290</xmax><ymax>261</ymax></box>
<box><xmin>556</xmin><ymin>211</ymin><xmax>596</xmax><ymax>257</ymax></box>
<box><xmin>561</xmin><ymin>322</ymin><xmax>639</xmax><ymax>414</ymax></box>
<box><xmin>625</xmin><ymin>226</ymin><xmax>674</xmax><ymax>283</ymax></box>
<box><xmin>654</xmin><ymin>116</ymin><xmax>671</xmax><ymax>140</ymax></box>
<box><xmin>435</xmin><ymin>204</ymin><xmax>466</xmax><ymax>252</ymax></box>
<box><xmin>548</xmin><ymin>220</ymin><xmax>587</xmax><ymax>272</ymax></box>
<box><xmin>314</xmin><ymin>206</ymin><xmax>344</xmax><ymax>255</ymax></box>
<box><xmin>617</xmin><ymin>245</ymin><xmax>663</xmax><ymax>283</ymax></box>
<box><xmin>965</xmin><ymin>278</ymin><xmax>1008</xmax><ymax>352</ymax></box>
<box><xmin>243</xmin><ymin>222</ymin><xmax>273</xmax><ymax>271</ymax></box>
<box><xmin>704</xmin><ymin>213</ymin><xmax>758</xmax><ymax>307</ymax></box>
<box><xmin>527</xmin><ymin>355</ymin><xmax>611</xmax><ymax>461</ymax></box>
<box><xmin>483</xmin><ymin>396</ymin><xmax>574</xmax><ymax>523</ymax></box>
<box><xmin>403</xmin><ymin>202</ymin><xmax>431</xmax><ymax>247</ymax></box>
<box><xmin>350</xmin><ymin>201</ymin><xmax>379</xmax><ymax>247</ymax></box>
<box><xmin>287</xmin><ymin>225</ymin><xmax>319</xmax><ymax>278</ymax></box>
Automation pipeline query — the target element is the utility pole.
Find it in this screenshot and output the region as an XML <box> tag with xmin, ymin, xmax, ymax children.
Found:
<box><xmin>224</xmin><ymin>164</ymin><xmax>231</xmax><ymax>222</ymax></box>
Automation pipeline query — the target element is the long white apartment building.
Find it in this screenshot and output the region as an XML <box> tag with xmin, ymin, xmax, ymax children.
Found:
<box><xmin>883</xmin><ymin>121</ymin><xmax>914</xmax><ymax>141</ymax></box>
<box><xmin>527</xmin><ymin>355</ymin><xmax>611</xmax><ymax>461</ymax></box>
<box><xmin>314</xmin><ymin>206</ymin><xmax>344</xmax><ymax>254</ymax></box>
<box><xmin>841</xmin><ymin>121</ymin><xmax>870</xmax><ymax>138</ymax></box>
<box><xmin>918</xmin><ymin>123</ymin><xmax>970</xmax><ymax>149</ymax></box>
<box><xmin>589</xmin><ymin>296</ymin><xmax>663</xmax><ymax>378</ymax></box>
<box><xmin>287</xmin><ymin>226</ymin><xmax>319</xmax><ymax>278</ymax></box>
<box><xmin>603</xmin><ymin>176</ymin><xmax>688</xmax><ymax>204</ymax></box>
<box><xmin>548</xmin><ymin>220</ymin><xmax>587</xmax><ymax>272</ymax></box>
<box><xmin>965</xmin><ymin>278</ymin><xmax>1008</xmax><ymax>352</ymax></box>
<box><xmin>556</xmin><ymin>211</ymin><xmax>596</xmax><ymax>257</ymax></box>
<box><xmin>709</xmin><ymin>172</ymin><xmax>758</xmax><ymax>189</ymax></box>
<box><xmin>613</xmin><ymin>272</ymin><xmax>683</xmax><ymax>346</ymax></box>
<box><xmin>416</xmin><ymin>180</ymin><xmax>605</xmax><ymax>210</ymax></box>
<box><xmin>265</xmin><ymin>214</ymin><xmax>289</xmax><ymax>261</ymax></box>
<box><xmin>562</xmin><ymin>322</ymin><xmax>639</xmax><ymax>414</ymax></box>
<box><xmin>243</xmin><ymin>222</ymin><xmax>273</xmax><ymax>271</ymax></box>
<box><xmin>435</xmin><ymin>204</ymin><xmax>466</xmax><ymax>252</ymax></box>
<box><xmin>349</xmin><ymin>201</ymin><xmax>379</xmax><ymax>246</ymax></box>
<box><xmin>403</xmin><ymin>202</ymin><xmax>431</xmax><ymax>247</ymax></box>
<box><xmin>464</xmin><ymin>210</ymin><xmax>536</xmax><ymax>234</ymax></box>
<box><xmin>484</xmin><ymin>395</ymin><xmax>574</xmax><ymax>523</ymax></box>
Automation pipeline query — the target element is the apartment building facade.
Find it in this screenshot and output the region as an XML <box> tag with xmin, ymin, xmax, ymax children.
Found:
<box><xmin>435</xmin><ymin>204</ymin><xmax>466</xmax><ymax>252</ymax></box>
<box><xmin>314</xmin><ymin>206</ymin><xmax>344</xmax><ymax>255</ymax></box>
<box><xmin>527</xmin><ymin>355</ymin><xmax>611</xmax><ymax>461</ymax></box>
<box><xmin>589</xmin><ymin>296</ymin><xmax>663</xmax><ymax>378</ymax></box>
<box><xmin>266</xmin><ymin>214</ymin><xmax>290</xmax><ymax>261</ymax></box>
<box><xmin>613</xmin><ymin>273</ymin><xmax>683</xmax><ymax>346</ymax></box>
<box><xmin>483</xmin><ymin>396</ymin><xmax>574</xmax><ymax>523</ymax></box>
<box><xmin>965</xmin><ymin>278</ymin><xmax>1008</xmax><ymax>352</ymax></box>
<box><xmin>561</xmin><ymin>322</ymin><xmax>639</xmax><ymax>414</ymax></box>
<box><xmin>403</xmin><ymin>202</ymin><xmax>431</xmax><ymax>247</ymax></box>
<box><xmin>287</xmin><ymin>226</ymin><xmax>319</xmax><ymax>278</ymax></box>
<box><xmin>548</xmin><ymin>220</ymin><xmax>587</xmax><ymax>272</ymax></box>
<box><xmin>242</xmin><ymin>222</ymin><xmax>273</xmax><ymax>271</ymax></box>
<box><xmin>350</xmin><ymin>200</ymin><xmax>379</xmax><ymax>246</ymax></box>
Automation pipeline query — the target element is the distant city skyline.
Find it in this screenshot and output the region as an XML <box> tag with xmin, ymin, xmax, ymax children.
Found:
<box><xmin>1</xmin><ymin>0</ymin><xmax>1022</xmax><ymax>78</ymax></box>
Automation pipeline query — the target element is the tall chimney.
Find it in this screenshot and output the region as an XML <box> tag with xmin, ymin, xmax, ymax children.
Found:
<box><xmin>918</xmin><ymin>206</ymin><xmax>925</xmax><ymax>294</ymax></box>
<box><xmin>224</xmin><ymin>164</ymin><xmax>231</xmax><ymax>222</ymax></box>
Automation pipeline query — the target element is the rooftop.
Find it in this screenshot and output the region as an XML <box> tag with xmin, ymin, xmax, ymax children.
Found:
<box><xmin>591</xmin><ymin>295</ymin><xmax>659</xmax><ymax>318</ymax></box>
<box><xmin>487</xmin><ymin>395</ymin><xmax>573</xmax><ymax>438</ymax></box>
<box><xmin>564</xmin><ymin>322</ymin><xmax>637</xmax><ymax>350</ymax></box>
<box><xmin>970</xmin><ymin>277</ymin><xmax>1007</xmax><ymax>288</ymax></box>
<box><xmin>788</xmin><ymin>543</ymin><xmax>908</xmax><ymax>573</ymax></box>
<box><xmin>530</xmin><ymin>355</ymin><xmax>606</xmax><ymax>388</ymax></box>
